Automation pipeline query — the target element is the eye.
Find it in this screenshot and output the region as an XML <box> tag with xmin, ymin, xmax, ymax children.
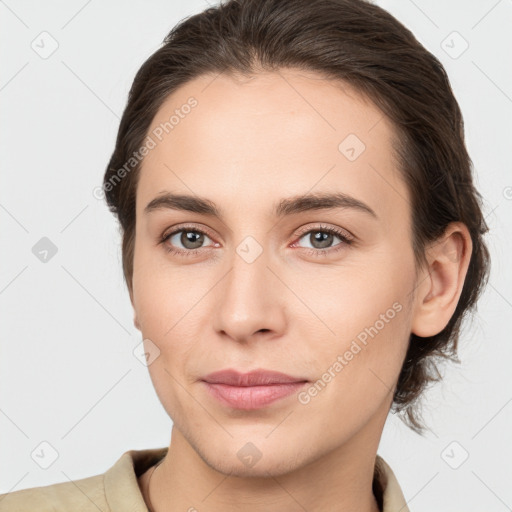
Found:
<box><xmin>160</xmin><ymin>225</ymin><xmax>217</xmax><ymax>256</ymax></box>
<box><xmin>293</xmin><ymin>224</ymin><xmax>353</xmax><ymax>256</ymax></box>
<box><xmin>159</xmin><ymin>223</ymin><xmax>354</xmax><ymax>258</ymax></box>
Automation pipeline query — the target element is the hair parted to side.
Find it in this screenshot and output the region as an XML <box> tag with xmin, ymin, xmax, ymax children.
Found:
<box><xmin>103</xmin><ymin>0</ymin><xmax>490</xmax><ymax>434</ymax></box>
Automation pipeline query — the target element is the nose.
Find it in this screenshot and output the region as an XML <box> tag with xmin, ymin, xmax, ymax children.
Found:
<box><xmin>212</xmin><ymin>243</ymin><xmax>287</xmax><ymax>344</ymax></box>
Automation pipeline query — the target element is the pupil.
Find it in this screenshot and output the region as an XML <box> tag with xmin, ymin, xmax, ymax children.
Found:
<box><xmin>313</xmin><ymin>231</ymin><xmax>332</xmax><ymax>249</ymax></box>
<box><xmin>183</xmin><ymin>231</ymin><xmax>203</xmax><ymax>249</ymax></box>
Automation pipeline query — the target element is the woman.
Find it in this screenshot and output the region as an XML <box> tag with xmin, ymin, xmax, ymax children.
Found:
<box><xmin>0</xmin><ymin>0</ymin><xmax>490</xmax><ymax>510</ymax></box>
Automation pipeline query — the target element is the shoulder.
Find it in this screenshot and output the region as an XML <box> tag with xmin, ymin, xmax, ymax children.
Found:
<box><xmin>374</xmin><ymin>454</ymin><xmax>410</xmax><ymax>512</ymax></box>
<box><xmin>0</xmin><ymin>473</ymin><xmax>107</xmax><ymax>511</ymax></box>
<box><xmin>0</xmin><ymin>447</ymin><xmax>167</xmax><ymax>512</ymax></box>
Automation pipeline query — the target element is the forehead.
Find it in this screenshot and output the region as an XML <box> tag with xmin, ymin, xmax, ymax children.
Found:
<box><xmin>137</xmin><ymin>68</ymin><xmax>409</xmax><ymax>223</ymax></box>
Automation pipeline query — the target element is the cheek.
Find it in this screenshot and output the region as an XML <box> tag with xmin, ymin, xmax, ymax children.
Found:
<box><xmin>131</xmin><ymin>262</ymin><xmax>213</xmax><ymax>389</ymax></box>
<box><xmin>133</xmin><ymin>268</ymin><xmax>201</xmax><ymax>417</ymax></box>
<box><xmin>299</xmin><ymin>299</ymin><xmax>411</xmax><ymax>433</ymax></box>
<box><xmin>298</xmin><ymin>253</ymin><xmax>413</xmax><ymax>398</ymax></box>
<box><xmin>134</xmin><ymin>276</ymin><xmax>200</xmax><ymax>350</ymax></box>
<box><xmin>132</xmin><ymin>242</ymin><xmax>198</xmax><ymax>335</ymax></box>
<box><xmin>295</xmin><ymin>255</ymin><xmax>410</xmax><ymax>342</ymax></box>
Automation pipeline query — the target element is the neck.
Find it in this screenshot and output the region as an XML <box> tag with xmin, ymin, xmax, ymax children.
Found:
<box><xmin>141</xmin><ymin>420</ymin><xmax>385</xmax><ymax>512</ymax></box>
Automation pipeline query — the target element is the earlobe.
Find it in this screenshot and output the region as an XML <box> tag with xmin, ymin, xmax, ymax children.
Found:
<box><xmin>411</xmin><ymin>222</ymin><xmax>472</xmax><ymax>338</ymax></box>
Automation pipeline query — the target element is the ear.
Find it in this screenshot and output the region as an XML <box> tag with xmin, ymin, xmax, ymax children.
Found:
<box><xmin>129</xmin><ymin>284</ymin><xmax>141</xmax><ymax>331</ymax></box>
<box><xmin>411</xmin><ymin>222</ymin><xmax>472</xmax><ymax>337</ymax></box>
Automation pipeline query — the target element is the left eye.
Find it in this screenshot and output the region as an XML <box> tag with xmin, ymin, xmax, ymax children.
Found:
<box><xmin>295</xmin><ymin>228</ymin><xmax>351</xmax><ymax>250</ymax></box>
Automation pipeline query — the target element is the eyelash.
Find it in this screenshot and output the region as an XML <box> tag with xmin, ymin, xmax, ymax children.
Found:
<box><xmin>159</xmin><ymin>223</ymin><xmax>354</xmax><ymax>258</ymax></box>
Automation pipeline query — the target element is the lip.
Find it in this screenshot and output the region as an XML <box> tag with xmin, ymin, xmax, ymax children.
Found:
<box><xmin>202</xmin><ymin>368</ymin><xmax>308</xmax><ymax>386</ymax></box>
<box><xmin>201</xmin><ymin>369</ymin><xmax>309</xmax><ymax>410</ymax></box>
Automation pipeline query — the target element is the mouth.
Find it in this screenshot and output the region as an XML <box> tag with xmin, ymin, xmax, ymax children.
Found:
<box><xmin>201</xmin><ymin>368</ymin><xmax>309</xmax><ymax>410</ymax></box>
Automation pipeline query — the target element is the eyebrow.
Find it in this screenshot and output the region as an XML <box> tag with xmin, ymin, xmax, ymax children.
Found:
<box><xmin>144</xmin><ymin>191</ymin><xmax>377</xmax><ymax>219</ymax></box>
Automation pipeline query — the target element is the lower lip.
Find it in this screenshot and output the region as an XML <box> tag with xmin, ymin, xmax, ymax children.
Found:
<box><xmin>202</xmin><ymin>381</ymin><xmax>308</xmax><ymax>410</ymax></box>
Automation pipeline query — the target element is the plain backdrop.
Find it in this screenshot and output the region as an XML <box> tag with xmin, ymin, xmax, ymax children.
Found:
<box><xmin>1</xmin><ymin>1</ymin><xmax>511</xmax><ymax>510</ymax></box>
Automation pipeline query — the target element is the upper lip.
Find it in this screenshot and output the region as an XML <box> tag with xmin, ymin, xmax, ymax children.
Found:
<box><xmin>202</xmin><ymin>369</ymin><xmax>308</xmax><ymax>386</ymax></box>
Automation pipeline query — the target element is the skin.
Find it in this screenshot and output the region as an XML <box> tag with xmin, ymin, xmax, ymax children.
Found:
<box><xmin>130</xmin><ymin>68</ymin><xmax>472</xmax><ymax>512</ymax></box>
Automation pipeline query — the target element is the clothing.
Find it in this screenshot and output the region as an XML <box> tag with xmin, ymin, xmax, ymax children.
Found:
<box><xmin>0</xmin><ymin>447</ymin><xmax>410</xmax><ymax>511</ymax></box>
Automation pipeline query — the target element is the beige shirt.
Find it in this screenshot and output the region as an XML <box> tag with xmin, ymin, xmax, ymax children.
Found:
<box><xmin>0</xmin><ymin>448</ymin><xmax>410</xmax><ymax>511</ymax></box>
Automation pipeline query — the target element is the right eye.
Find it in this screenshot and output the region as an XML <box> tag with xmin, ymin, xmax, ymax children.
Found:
<box><xmin>160</xmin><ymin>225</ymin><xmax>218</xmax><ymax>256</ymax></box>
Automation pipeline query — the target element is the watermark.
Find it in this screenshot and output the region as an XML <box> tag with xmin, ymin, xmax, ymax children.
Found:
<box><xmin>236</xmin><ymin>235</ymin><xmax>264</xmax><ymax>264</ymax></box>
<box><xmin>237</xmin><ymin>442</ymin><xmax>263</xmax><ymax>468</ymax></box>
<box><xmin>338</xmin><ymin>133</ymin><xmax>366</xmax><ymax>161</ymax></box>
<box><xmin>440</xmin><ymin>440</ymin><xmax>469</xmax><ymax>469</ymax></box>
<box><xmin>93</xmin><ymin>96</ymin><xmax>198</xmax><ymax>201</ymax></box>
<box><xmin>440</xmin><ymin>31</ymin><xmax>469</xmax><ymax>60</ymax></box>
<box><xmin>32</xmin><ymin>236</ymin><xmax>58</xmax><ymax>263</ymax></box>
<box><xmin>31</xmin><ymin>31</ymin><xmax>59</xmax><ymax>59</ymax></box>
<box><xmin>298</xmin><ymin>301</ymin><xmax>403</xmax><ymax>405</ymax></box>
<box><xmin>31</xmin><ymin>441</ymin><xmax>59</xmax><ymax>469</ymax></box>
<box><xmin>503</xmin><ymin>186</ymin><xmax>512</xmax><ymax>200</ymax></box>
<box><xmin>133</xmin><ymin>338</ymin><xmax>161</xmax><ymax>366</ymax></box>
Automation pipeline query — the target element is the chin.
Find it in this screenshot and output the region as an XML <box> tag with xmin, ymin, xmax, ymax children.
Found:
<box><xmin>195</xmin><ymin>437</ymin><xmax>312</xmax><ymax>479</ymax></box>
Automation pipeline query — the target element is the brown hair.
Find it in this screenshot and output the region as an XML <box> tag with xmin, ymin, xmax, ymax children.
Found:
<box><xmin>103</xmin><ymin>0</ymin><xmax>490</xmax><ymax>434</ymax></box>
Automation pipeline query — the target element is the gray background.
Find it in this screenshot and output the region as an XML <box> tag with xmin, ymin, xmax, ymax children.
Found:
<box><xmin>1</xmin><ymin>0</ymin><xmax>511</xmax><ymax>510</ymax></box>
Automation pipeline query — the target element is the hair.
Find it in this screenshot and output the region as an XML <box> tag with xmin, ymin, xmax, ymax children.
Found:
<box><xmin>103</xmin><ymin>0</ymin><xmax>490</xmax><ymax>434</ymax></box>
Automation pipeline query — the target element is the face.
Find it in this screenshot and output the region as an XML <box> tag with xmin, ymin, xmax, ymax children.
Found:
<box><xmin>131</xmin><ymin>69</ymin><xmax>418</xmax><ymax>477</ymax></box>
